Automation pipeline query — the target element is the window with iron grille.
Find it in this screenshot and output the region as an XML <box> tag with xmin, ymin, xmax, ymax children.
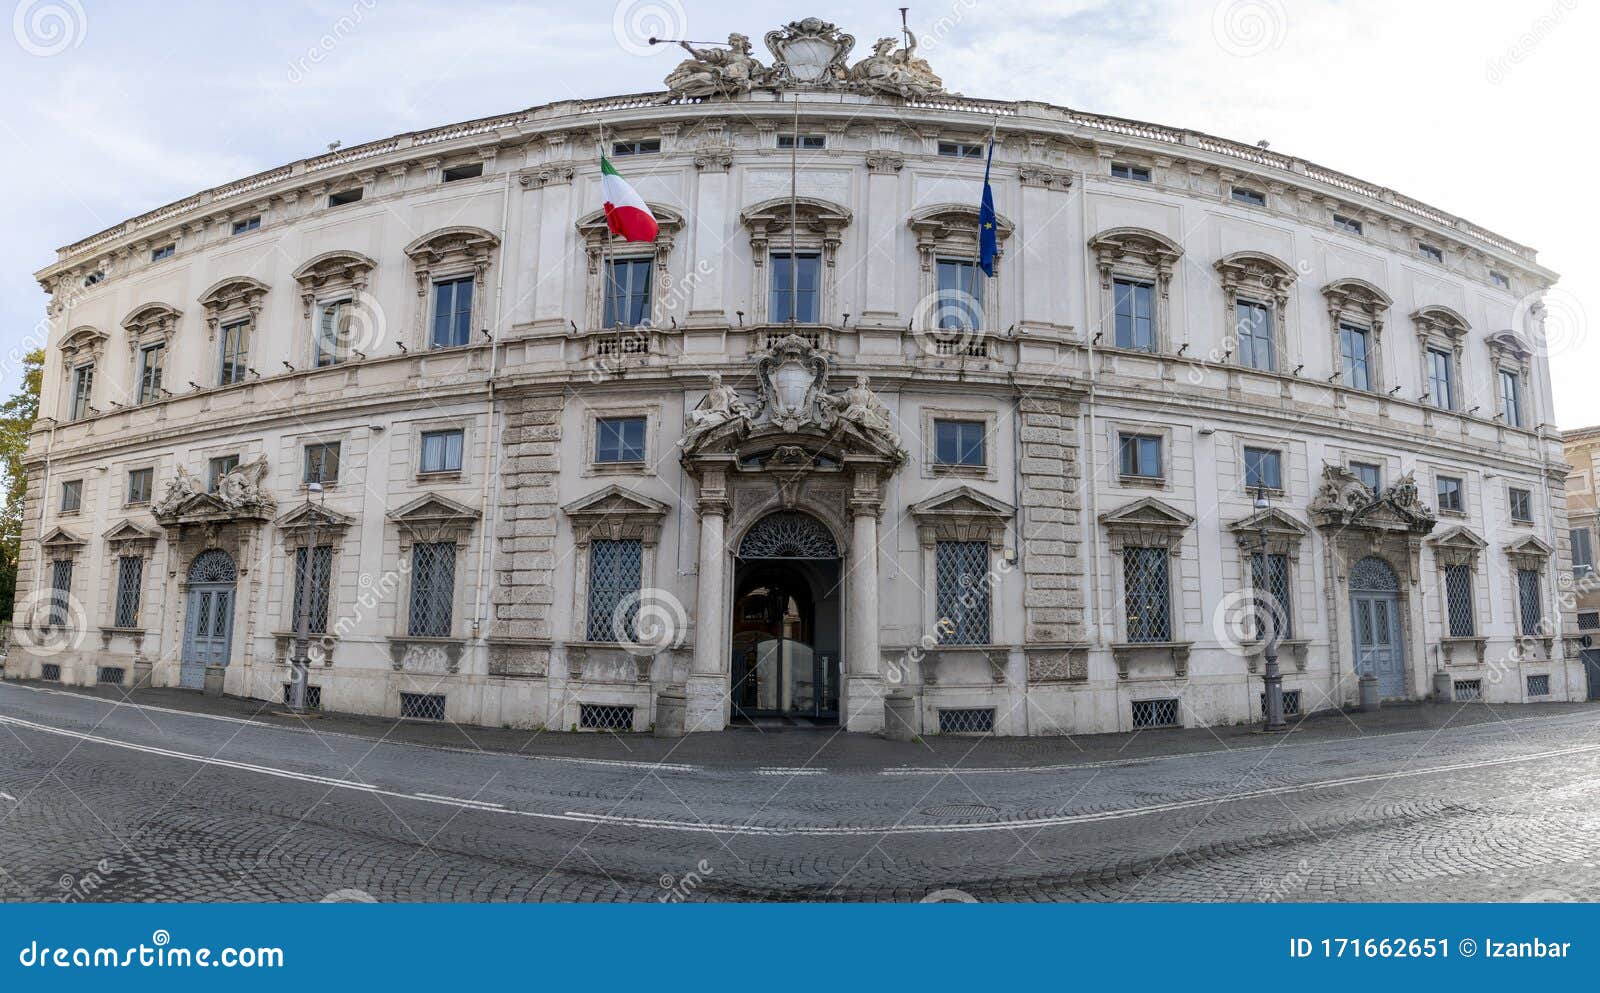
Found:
<box><xmin>48</xmin><ymin>559</ymin><xmax>72</xmax><ymax>626</ymax></box>
<box><xmin>580</xmin><ymin>703</ymin><xmax>635</xmax><ymax>731</ymax></box>
<box><xmin>1454</xmin><ymin>679</ymin><xmax>1482</xmax><ymax>702</ymax></box>
<box><xmin>291</xmin><ymin>545</ymin><xmax>334</xmax><ymax>634</ymax></box>
<box><xmin>113</xmin><ymin>556</ymin><xmax>143</xmax><ymax>628</ymax></box>
<box><xmin>1122</xmin><ymin>546</ymin><xmax>1172</xmax><ymax>642</ymax></box>
<box><xmin>41</xmin><ymin>662</ymin><xmax>60</xmax><ymax>681</ymax></box>
<box><xmin>97</xmin><ymin>666</ymin><xmax>125</xmax><ymax>685</ymax></box>
<box><xmin>1250</xmin><ymin>551</ymin><xmax>1293</xmax><ymax>639</ymax></box>
<box><xmin>1131</xmin><ymin>698</ymin><xmax>1179</xmax><ymax>729</ymax></box>
<box><xmin>303</xmin><ymin>442</ymin><xmax>341</xmax><ymax>485</ymax></box>
<box><xmin>1509</xmin><ymin>487</ymin><xmax>1533</xmax><ymax>524</ymax></box>
<box><xmin>399</xmin><ymin>692</ymin><xmax>446</xmax><ymax>721</ymax></box>
<box><xmin>586</xmin><ymin>539</ymin><xmax>642</xmax><ymax>642</ymax></box>
<box><xmin>282</xmin><ymin>683</ymin><xmax>323</xmax><ymax>709</ymax></box>
<box><xmin>59</xmin><ymin>479</ymin><xmax>82</xmax><ymax>513</ymax></box>
<box><xmin>1259</xmin><ymin>689</ymin><xmax>1302</xmax><ymax>717</ymax></box>
<box><xmin>1444</xmin><ymin>563</ymin><xmax>1475</xmax><ymax>637</ymax></box>
<box><xmin>937</xmin><ymin>708</ymin><xmax>995</xmax><ymax>734</ymax></box>
<box><xmin>935</xmin><ymin>541</ymin><xmax>991</xmax><ymax>645</ymax></box>
<box><xmin>126</xmin><ymin>467</ymin><xmax>153</xmax><ymax>505</ymax></box>
<box><xmin>1580</xmin><ymin>611</ymin><xmax>1600</xmax><ymax>630</ymax></box>
<box><xmin>407</xmin><ymin>542</ymin><xmax>456</xmax><ymax>637</ymax></box>
<box><xmin>1517</xmin><ymin>568</ymin><xmax>1543</xmax><ymax>636</ymax></box>
<box><xmin>1527</xmin><ymin>673</ymin><xmax>1550</xmax><ymax>696</ymax></box>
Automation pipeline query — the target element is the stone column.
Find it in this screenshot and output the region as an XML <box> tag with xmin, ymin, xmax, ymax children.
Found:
<box><xmin>844</xmin><ymin>464</ymin><xmax>886</xmax><ymax>732</ymax></box>
<box><xmin>684</xmin><ymin>458</ymin><xmax>732</xmax><ymax>730</ymax></box>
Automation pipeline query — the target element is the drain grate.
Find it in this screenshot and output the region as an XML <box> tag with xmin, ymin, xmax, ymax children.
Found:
<box><xmin>937</xmin><ymin>708</ymin><xmax>995</xmax><ymax>734</ymax></box>
<box><xmin>1453</xmin><ymin>679</ymin><xmax>1482</xmax><ymax>702</ymax></box>
<box><xmin>96</xmin><ymin>666</ymin><xmax>126</xmax><ymax>685</ymax></box>
<box><xmin>41</xmin><ymin>663</ymin><xmax>61</xmax><ymax>681</ymax></box>
<box><xmin>282</xmin><ymin>683</ymin><xmax>323</xmax><ymax>710</ymax></box>
<box><xmin>922</xmin><ymin>802</ymin><xmax>998</xmax><ymax>818</ymax></box>
<box><xmin>1132</xmin><ymin>698</ymin><xmax>1180</xmax><ymax>729</ymax></box>
<box><xmin>579</xmin><ymin>703</ymin><xmax>635</xmax><ymax>731</ymax></box>
<box><xmin>1526</xmin><ymin>673</ymin><xmax>1550</xmax><ymax>696</ymax></box>
<box><xmin>399</xmin><ymin>692</ymin><xmax>446</xmax><ymax>721</ymax></box>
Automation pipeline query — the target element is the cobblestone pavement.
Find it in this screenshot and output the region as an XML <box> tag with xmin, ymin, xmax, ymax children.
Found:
<box><xmin>3</xmin><ymin>681</ymin><xmax>1600</xmax><ymax>902</ymax></box>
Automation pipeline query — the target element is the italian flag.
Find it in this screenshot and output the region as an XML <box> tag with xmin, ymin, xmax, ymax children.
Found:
<box><xmin>600</xmin><ymin>156</ymin><xmax>659</xmax><ymax>243</ymax></box>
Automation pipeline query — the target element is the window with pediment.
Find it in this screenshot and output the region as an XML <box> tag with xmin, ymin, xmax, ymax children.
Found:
<box><xmin>1089</xmin><ymin>228</ymin><xmax>1183</xmax><ymax>355</ymax></box>
<box><xmin>909</xmin><ymin>487</ymin><xmax>1014</xmax><ymax>649</ymax></box>
<box><xmin>739</xmin><ymin>197</ymin><xmax>851</xmax><ymax>328</ymax></box>
<box><xmin>576</xmin><ymin>205</ymin><xmax>684</xmax><ymax>332</ymax></box>
<box><xmin>910</xmin><ymin>204</ymin><xmax>1014</xmax><ymax>339</ymax></box>
<box><xmin>387</xmin><ymin>493</ymin><xmax>480</xmax><ymax>641</ymax></box>
<box><xmin>292</xmin><ymin>250</ymin><xmax>379</xmax><ymax>368</ymax></box>
<box><xmin>57</xmin><ymin>326</ymin><xmax>106</xmax><ymax>420</ymax></box>
<box><xmin>1429</xmin><ymin>526</ymin><xmax>1488</xmax><ymax>653</ymax></box>
<box><xmin>1486</xmin><ymin>331</ymin><xmax>1534</xmax><ymax>430</ymax></box>
<box><xmin>1411</xmin><ymin>305</ymin><xmax>1469</xmax><ymax>411</ymax></box>
<box><xmin>1321</xmin><ymin>278</ymin><xmax>1392</xmax><ymax>393</ymax></box>
<box><xmin>1100</xmin><ymin>497</ymin><xmax>1194</xmax><ymax>653</ymax></box>
<box><xmin>193</xmin><ymin>278</ymin><xmax>268</xmax><ymax>385</ymax></box>
<box><xmin>562</xmin><ymin>486</ymin><xmax>668</xmax><ymax>644</ymax></box>
<box><xmin>1215</xmin><ymin>252</ymin><xmax>1295</xmax><ymax>373</ymax></box>
<box><xmin>402</xmin><ymin>227</ymin><xmax>500</xmax><ymax>351</ymax></box>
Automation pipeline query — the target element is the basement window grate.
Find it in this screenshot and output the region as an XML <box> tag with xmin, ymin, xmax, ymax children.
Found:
<box><xmin>41</xmin><ymin>663</ymin><xmax>61</xmax><ymax>681</ymax></box>
<box><xmin>1527</xmin><ymin>673</ymin><xmax>1550</xmax><ymax>696</ymax></box>
<box><xmin>1132</xmin><ymin>698</ymin><xmax>1180</xmax><ymax>729</ymax></box>
<box><xmin>1454</xmin><ymin>679</ymin><xmax>1483</xmax><ymax>702</ymax></box>
<box><xmin>282</xmin><ymin>683</ymin><xmax>323</xmax><ymax>710</ymax></box>
<box><xmin>937</xmin><ymin>708</ymin><xmax>996</xmax><ymax>734</ymax></box>
<box><xmin>579</xmin><ymin>704</ymin><xmax>635</xmax><ymax>731</ymax></box>
<box><xmin>96</xmin><ymin>667</ymin><xmax>125</xmax><ymax>686</ymax></box>
<box><xmin>399</xmin><ymin>692</ymin><xmax>446</xmax><ymax>721</ymax></box>
<box><xmin>1259</xmin><ymin>689</ymin><xmax>1303</xmax><ymax>717</ymax></box>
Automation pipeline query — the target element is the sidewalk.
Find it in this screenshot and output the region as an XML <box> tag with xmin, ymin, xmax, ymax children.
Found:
<box><xmin>7</xmin><ymin>677</ymin><xmax>1599</xmax><ymax>771</ymax></box>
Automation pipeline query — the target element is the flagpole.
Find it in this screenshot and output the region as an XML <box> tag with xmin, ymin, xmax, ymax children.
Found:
<box><xmin>789</xmin><ymin>92</ymin><xmax>800</xmax><ymax>326</ymax></box>
<box><xmin>597</xmin><ymin>121</ymin><xmax>623</xmax><ymax>367</ymax></box>
<box><xmin>967</xmin><ymin>117</ymin><xmax>1000</xmax><ymax>339</ymax></box>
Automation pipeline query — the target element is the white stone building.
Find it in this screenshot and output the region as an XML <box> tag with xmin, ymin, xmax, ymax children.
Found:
<box><xmin>5</xmin><ymin>18</ymin><xmax>1583</xmax><ymax>734</ymax></box>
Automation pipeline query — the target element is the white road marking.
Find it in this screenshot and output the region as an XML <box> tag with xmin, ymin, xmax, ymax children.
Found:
<box><xmin>0</xmin><ymin>791</ymin><xmax>14</xmax><ymax>802</ymax></box>
<box><xmin>414</xmin><ymin>793</ymin><xmax>507</xmax><ymax>810</ymax></box>
<box><xmin>756</xmin><ymin>767</ymin><xmax>827</xmax><ymax>776</ymax></box>
<box><xmin>4</xmin><ymin>710</ymin><xmax>1598</xmax><ymax>837</ymax></box>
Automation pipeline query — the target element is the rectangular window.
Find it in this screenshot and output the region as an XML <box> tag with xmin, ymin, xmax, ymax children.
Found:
<box><xmin>430</xmin><ymin>277</ymin><xmax>474</xmax><ymax>348</ymax></box>
<box><xmin>769</xmin><ymin>252</ymin><xmax>820</xmax><ymax>323</ymax></box>
<box><xmin>1517</xmin><ymin>568</ymin><xmax>1543</xmax><ymax>636</ymax></box>
<box><xmin>1235</xmin><ymin>300</ymin><xmax>1274</xmax><ymax>371</ymax></box>
<box><xmin>935</xmin><ymin>540</ymin><xmax>991</xmax><ymax>645</ymax></box>
<box><xmin>231</xmin><ymin>215</ymin><xmax>261</xmax><ymax>235</ymax></box>
<box><xmin>441</xmin><ymin>162</ymin><xmax>483</xmax><ymax>182</ymax></box>
<box><xmin>1250</xmin><ymin>551</ymin><xmax>1293</xmax><ymax>640</ymax></box>
<box><xmin>114</xmin><ymin>555</ymin><xmax>143</xmax><ymax>628</ymax></box>
<box><xmin>150</xmin><ymin>243</ymin><xmax>174</xmax><ymax>261</ymax></box>
<box><xmin>291</xmin><ymin>545</ymin><xmax>333</xmax><ymax>634</ymax></box>
<box><xmin>1572</xmin><ymin>527</ymin><xmax>1594</xmax><ymax>575</ymax></box>
<box><xmin>1113</xmin><ymin>278</ymin><xmax>1156</xmax><ymax>351</ymax></box>
<box><xmin>1351</xmin><ymin>461</ymin><xmax>1381</xmax><ymax>492</ymax></box>
<box><xmin>136</xmin><ymin>343</ymin><xmax>165</xmax><ymax>404</ymax></box>
<box><xmin>586</xmin><ymin>538</ymin><xmax>642</xmax><ymax>642</ymax></box>
<box><xmin>407</xmin><ymin>542</ymin><xmax>456</xmax><ymax>637</ymax></box>
<box><xmin>1332</xmin><ymin>213</ymin><xmax>1363</xmax><ymax>235</ymax></box>
<box><xmin>1579</xmin><ymin>610</ymin><xmax>1599</xmax><ymax>630</ymax></box>
<box><xmin>611</xmin><ymin>139</ymin><xmax>661</xmax><ymax>157</ymax></box>
<box><xmin>1499</xmin><ymin>369</ymin><xmax>1524</xmax><ymax>427</ymax></box>
<box><xmin>59</xmin><ymin>479</ymin><xmax>82</xmax><ymax>514</ymax></box>
<box><xmin>207</xmin><ymin>454</ymin><xmax>239</xmax><ymax>493</ymax></box>
<box><xmin>419</xmin><ymin>428</ymin><xmax>465</xmax><ymax>474</ymax></box>
<box><xmin>1427</xmin><ymin>348</ymin><xmax>1455</xmax><ymax>410</ymax></box>
<box><xmin>1437</xmin><ymin>475</ymin><xmax>1464</xmax><ymax>514</ymax></box>
<box><xmin>935</xmin><ymin>258</ymin><xmax>983</xmax><ymax>331</ymax></box>
<box><xmin>1418</xmin><ymin>243</ymin><xmax>1443</xmax><ymax>263</ymax></box>
<box><xmin>219</xmin><ymin>319</ymin><xmax>250</xmax><ymax>385</ymax></box>
<box><xmin>1119</xmin><ymin>433</ymin><xmax>1162</xmax><ymax>479</ymax></box>
<box><xmin>1242</xmin><ymin>446</ymin><xmax>1283</xmax><ymax>491</ymax></box>
<box><xmin>1123</xmin><ymin>546</ymin><xmax>1172</xmax><ymax>643</ymax></box>
<box><xmin>1490</xmin><ymin>271</ymin><xmax>1511</xmax><ymax>290</ymax></box>
<box><xmin>126</xmin><ymin>468</ymin><xmax>153</xmax><ymax>505</ymax></box>
<box><xmin>1231</xmin><ymin>187</ymin><xmax>1266</xmax><ymax>207</ymax></box>
<box><xmin>327</xmin><ymin>188</ymin><xmax>363</xmax><ymax>207</ymax></box>
<box><xmin>1444</xmin><ymin>563</ymin><xmax>1475</xmax><ymax>638</ymax></box>
<box><xmin>314</xmin><ymin>300</ymin><xmax>351</xmax><ymax>367</ymax></box>
<box><xmin>934</xmin><ymin>419</ymin><xmax>986</xmax><ymax>468</ymax></box>
<box><xmin>70</xmin><ymin>363</ymin><xmax>94</xmax><ymax>420</ymax></box>
<box><xmin>602</xmin><ymin>257</ymin><xmax>653</xmax><ymax>328</ymax></box>
<box><xmin>1111</xmin><ymin>162</ymin><xmax>1151</xmax><ymax>181</ymax></box>
<box><xmin>594</xmin><ymin>417</ymin><xmax>646</xmax><ymax>464</ymax></box>
<box><xmin>939</xmin><ymin>141</ymin><xmax>984</xmax><ymax>159</ymax></box>
<box><xmin>303</xmin><ymin>442</ymin><xmax>341</xmax><ymax>485</ymax></box>
<box><xmin>1339</xmin><ymin>324</ymin><xmax>1372</xmax><ymax>391</ymax></box>
<box><xmin>48</xmin><ymin>559</ymin><xmax>73</xmax><ymax>626</ymax></box>
<box><xmin>776</xmin><ymin>134</ymin><xmax>826</xmax><ymax>150</ymax></box>
<box><xmin>1509</xmin><ymin>487</ymin><xmax>1533</xmax><ymax>524</ymax></box>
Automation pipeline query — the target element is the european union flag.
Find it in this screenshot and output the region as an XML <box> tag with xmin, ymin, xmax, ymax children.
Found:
<box><xmin>978</xmin><ymin>138</ymin><xmax>998</xmax><ymax>277</ymax></box>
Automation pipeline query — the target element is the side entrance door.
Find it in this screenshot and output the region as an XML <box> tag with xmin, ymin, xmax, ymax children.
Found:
<box><xmin>180</xmin><ymin>550</ymin><xmax>238</xmax><ymax>689</ymax></box>
<box><xmin>1582</xmin><ymin>649</ymin><xmax>1600</xmax><ymax>702</ymax></box>
<box><xmin>1352</xmin><ymin>590</ymin><xmax>1405</xmax><ymax>698</ymax></box>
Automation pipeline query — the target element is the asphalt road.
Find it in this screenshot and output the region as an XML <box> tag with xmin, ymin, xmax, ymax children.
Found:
<box><xmin>3</xmin><ymin>681</ymin><xmax>1599</xmax><ymax>902</ymax></box>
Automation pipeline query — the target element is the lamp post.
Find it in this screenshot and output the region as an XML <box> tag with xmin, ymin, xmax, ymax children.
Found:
<box><xmin>288</xmin><ymin>481</ymin><xmax>323</xmax><ymax>715</ymax></box>
<box><xmin>1255</xmin><ymin>483</ymin><xmax>1287</xmax><ymax>732</ymax></box>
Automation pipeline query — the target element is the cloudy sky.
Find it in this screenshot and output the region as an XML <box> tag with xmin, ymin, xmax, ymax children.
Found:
<box><xmin>2</xmin><ymin>0</ymin><xmax>1595</xmax><ymax>424</ymax></box>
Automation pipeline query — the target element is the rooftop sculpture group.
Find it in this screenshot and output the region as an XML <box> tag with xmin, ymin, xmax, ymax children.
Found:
<box><xmin>662</xmin><ymin>18</ymin><xmax>945</xmax><ymax>101</ymax></box>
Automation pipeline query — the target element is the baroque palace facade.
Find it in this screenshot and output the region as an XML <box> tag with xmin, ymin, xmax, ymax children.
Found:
<box><xmin>5</xmin><ymin>17</ymin><xmax>1583</xmax><ymax>734</ymax></box>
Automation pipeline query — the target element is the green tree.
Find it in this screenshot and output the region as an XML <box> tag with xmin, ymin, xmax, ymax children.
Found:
<box><xmin>0</xmin><ymin>349</ymin><xmax>44</xmax><ymax>616</ymax></box>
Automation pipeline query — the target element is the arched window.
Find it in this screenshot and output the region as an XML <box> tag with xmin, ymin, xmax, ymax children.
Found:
<box><xmin>738</xmin><ymin>512</ymin><xmax>838</xmax><ymax>560</ymax></box>
<box><xmin>187</xmin><ymin>548</ymin><xmax>238</xmax><ymax>584</ymax></box>
<box><xmin>1349</xmin><ymin>555</ymin><xmax>1398</xmax><ymax>592</ymax></box>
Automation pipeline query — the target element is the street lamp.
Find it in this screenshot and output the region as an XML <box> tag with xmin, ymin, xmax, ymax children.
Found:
<box><xmin>288</xmin><ymin>481</ymin><xmax>323</xmax><ymax>715</ymax></box>
<box><xmin>1254</xmin><ymin>483</ymin><xmax>1287</xmax><ymax>732</ymax></box>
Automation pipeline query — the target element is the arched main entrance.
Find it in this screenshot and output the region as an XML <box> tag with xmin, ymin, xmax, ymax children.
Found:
<box><xmin>180</xmin><ymin>549</ymin><xmax>237</xmax><ymax>689</ymax></box>
<box><xmin>1350</xmin><ymin>555</ymin><xmax>1405</xmax><ymax>698</ymax></box>
<box><xmin>731</xmin><ymin>512</ymin><xmax>842</xmax><ymax>724</ymax></box>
